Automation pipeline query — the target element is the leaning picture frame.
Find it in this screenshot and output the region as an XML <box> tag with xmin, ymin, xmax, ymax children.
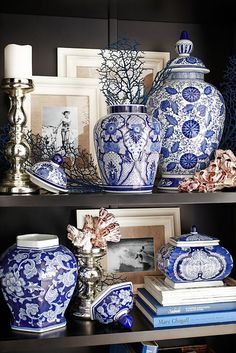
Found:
<box><xmin>25</xmin><ymin>76</ymin><xmax>106</xmax><ymax>161</ymax></box>
<box><xmin>57</xmin><ymin>47</ymin><xmax>170</xmax><ymax>112</ymax></box>
<box><xmin>76</xmin><ymin>207</ymin><xmax>180</xmax><ymax>292</ymax></box>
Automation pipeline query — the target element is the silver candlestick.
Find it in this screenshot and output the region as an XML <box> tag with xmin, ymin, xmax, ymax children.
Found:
<box><xmin>72</xmin><ymin>248</ymin><xmax>106</xmax><ymax>320</ymax></box>
<box><xmin>0</xmin><ymin>78</ymin><xmax>38</xmax><ymax>193</ymax></box>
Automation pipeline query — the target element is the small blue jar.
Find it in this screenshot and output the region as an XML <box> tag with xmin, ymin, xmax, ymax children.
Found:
<box><xmin>157</xmin><ymin>226</ymin><xmax>233</xmax><ymax>287</ymax></box>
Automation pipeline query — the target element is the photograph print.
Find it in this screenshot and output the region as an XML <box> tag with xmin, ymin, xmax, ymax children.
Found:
<box><xmin>31</xmin><ymin>94</ymin><xmax>89</xmax><ymax>152</ymax></box>
<box><xmin>104</xmin><ymin>223</ymin><xmax>168</xmax><ymax>291</ymax></box>
<box><xmin>107</xmin><ymin>237</ymin><xmax>155</xmax><ymax>273</ymax></box>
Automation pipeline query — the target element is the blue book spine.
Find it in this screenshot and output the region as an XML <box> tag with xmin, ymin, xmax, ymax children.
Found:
<box><xmin>136</xmin><ymin>296</ymin><xmax>236</xmax><ymax>328</ymax></box>
<box><xmin>132</xmin><ymin>341</ymin><xmax>158</xmax><ymax>353</ymax></box>
<box><xmin>137</xmin><ymin>287</ymin><xmax>236</xmax><ymax>315</ymax></box>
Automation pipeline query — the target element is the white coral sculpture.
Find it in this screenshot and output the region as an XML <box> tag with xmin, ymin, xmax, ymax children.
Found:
<box><xmin>67</xmin><ymin>208</ymin><xmax>121</xmax><ymax>253</ymax></box>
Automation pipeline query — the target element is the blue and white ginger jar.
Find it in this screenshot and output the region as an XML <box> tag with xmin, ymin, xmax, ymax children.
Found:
<box><xmin>148</xmin><ymin>31</ymin><xmax>226</xmax><ymax>190</ymax></box>
<box><xmin>93</xmin><ymin>104</ymin><xmax>161</xmax><ymax>193</ymax></box>
<box><xmin>157</xmin><ymin>226</ymin><xmax>233</xmax><ymax>285</ymax></box>
<box><xmin>0</xmin><ymin>234</ymin><xmax>78</xmax><ymax>332</ymax></box>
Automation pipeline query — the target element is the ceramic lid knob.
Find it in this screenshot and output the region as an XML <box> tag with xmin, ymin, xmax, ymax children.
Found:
<box><xmin>175</xmin><ymin>30</ymin><xmax>194</xmax><ymax>57</ymax></box>
<box><xmin>118</xmin><ymin>313</ymin><xmax>133</xmax><ymax>329</ymax></box>
<box><xmin>52</xmin><ymin>153</ymin><xmax>64</xmax><ymax>165</ymax></box>
<box><xmin>191</xmin><ymin>224</ymin><xmax>198</xmax><ymax>234</ymax></box>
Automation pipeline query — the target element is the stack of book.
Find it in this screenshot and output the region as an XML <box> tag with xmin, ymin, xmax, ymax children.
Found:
<box><xmin>135</xmin><ymin>276</ymin><xmax>236</xmax><ymax>328</ymax></box>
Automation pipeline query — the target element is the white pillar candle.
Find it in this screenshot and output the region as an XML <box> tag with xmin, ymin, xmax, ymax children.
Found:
<box><xmin>4</xmin><ymin>44</ymin><xmax>32</xmax><ymax>78</ymax></box>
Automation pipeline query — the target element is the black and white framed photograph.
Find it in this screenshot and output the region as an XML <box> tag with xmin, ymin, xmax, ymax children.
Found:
<box><xmin>76</xmin><ymin>207</ymin><xmax>180</xmax><ymax>291</ymax></box>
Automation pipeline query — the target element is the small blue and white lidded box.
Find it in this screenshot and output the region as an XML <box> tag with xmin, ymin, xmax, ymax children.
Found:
<box><xmin>157</xmin><ymin>226</ymin><xmax>233</xmax><ymax>288</ymax></box>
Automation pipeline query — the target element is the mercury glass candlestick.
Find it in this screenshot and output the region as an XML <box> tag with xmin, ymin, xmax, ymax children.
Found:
<box><xmin>0</xmin><ymin>78</ymin><xmax>38</xmax><ymax>193</ymax></box>
<box><xmin>72</xmin><ymin>248</ymin><xmax>106</xmax><ymax>320</ymax></box>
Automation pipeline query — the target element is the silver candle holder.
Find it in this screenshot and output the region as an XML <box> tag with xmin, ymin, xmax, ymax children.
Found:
<box><xmin>0</xmin><ymin>78</ymin><xmax>38</xmax><ymax>194</ymax></box>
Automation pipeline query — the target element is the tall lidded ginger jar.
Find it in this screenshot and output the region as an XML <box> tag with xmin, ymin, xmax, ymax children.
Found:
<box><xmin>147</xmin><ymin>31</ymin><xmax>225</xmax><ymax>191</ymax></box>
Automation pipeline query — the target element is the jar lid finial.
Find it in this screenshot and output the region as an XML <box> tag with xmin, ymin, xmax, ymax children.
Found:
<box><xmin>175</xmin><ymin>31</ymin><xmax>193</xmax><ymax>57</ymax></box>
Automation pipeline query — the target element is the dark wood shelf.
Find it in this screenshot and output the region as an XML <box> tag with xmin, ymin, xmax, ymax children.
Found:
<box><xmin>0</xmin><ymin>307</ymin><xmax>235</xmax><ymax>352</ymax></box>
<box><xmin>0</xmin><ymin>191</ymin><xmax>235</xmax><ymax>208</ymax></box>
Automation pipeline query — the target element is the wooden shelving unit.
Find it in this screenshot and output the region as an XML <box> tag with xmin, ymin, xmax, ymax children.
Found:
<box><xmin>0</xmin><ymin>1</ymin><xmax>236</xmax><ymax>352</ymax></box>
<box><xmin>0</xmin><ymin>190</ymin><xmax>236</xmax><ymax>208</ymax></box>
<box><xmin>0</xmin><ymin>306</ymin><xmax>236</xmax><ymax>352</ymax></box>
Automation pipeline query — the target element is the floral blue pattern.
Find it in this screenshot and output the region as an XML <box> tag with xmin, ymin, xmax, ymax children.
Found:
<box><xmin>182</xmin><ymin>119</ymin><xmax>200</xmax><ymax>138</ymax></box>
<box><xmin>182</xmin><ymin>86</ymin><xmax>200</xmax><ymax>102</ymax></box>
<box><xmin>180</xmin><ymin>153</ymin><xmax>198</xmax><ymax>169</ymax></box>
<box><xmin>94</xmin><ymin>105</ymin><xmax>161</xmax><ymax>192</ymax></box>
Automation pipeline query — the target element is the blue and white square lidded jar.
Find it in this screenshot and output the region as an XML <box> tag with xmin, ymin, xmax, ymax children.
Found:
<box><xmin>157</xmin><ymin>226</ymin><xmax>233</xmax><ymax>288</ymax></box>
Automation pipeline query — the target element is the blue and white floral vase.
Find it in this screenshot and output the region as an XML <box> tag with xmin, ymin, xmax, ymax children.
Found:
<box><xmin>157</xmin><ymin>226</ymin><xmax>233</xmax><ymax>288</ymax></box>
<box><xmin>93</xmin><ymin>104</ymin><xmax>161</xmax><ymax>193</ymax></box>
<box><xmin>148</xmin><ymin>31</ymin><xmax>226</xmax><ymax>190</ymax></box>
<box><xmin>0</xmin><ymin>233</ymin><xmax>78</xmax><ymax>332</ymax></box>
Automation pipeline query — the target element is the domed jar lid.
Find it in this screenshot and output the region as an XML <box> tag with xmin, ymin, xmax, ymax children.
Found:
<box><xmin>168</xmin><ymin>225</ymin><xmax>220</xmax><ymax>247</ymax></box>
<box><xmin>27</xmin><ymin>153</ymin><xmax>68</xmax><ymax>193</ymax></box>
<box><xmin>168</xmin><ymin>31</ymin><xmax>210</xmax><ymax>74</ymax></box>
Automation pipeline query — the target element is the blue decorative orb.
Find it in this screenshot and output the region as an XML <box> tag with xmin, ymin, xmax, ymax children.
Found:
<box><xmin>52</xmin><ymin>153</ymin><xmax>64</xmax><ymax>165</ymax></box>
<box><xmin>0</xmin><ymin>234</ymin><xmax>78</xmax><ymax>332</ymax></box>
<box><xmin>118</xmin><ymin>314</ymin><xmax>133</xmax><ymax>329</ymax></box>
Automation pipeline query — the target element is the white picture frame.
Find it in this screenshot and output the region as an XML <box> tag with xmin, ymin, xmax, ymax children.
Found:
<box><xmin>25</xmin><ymin>75</ymin><xmax>105</xmax><ymax>160</ymax></box>
<box><xmin>76</xmin><ymin>207</ymin><xmax>180</xmax><ymax>291</ymax></box>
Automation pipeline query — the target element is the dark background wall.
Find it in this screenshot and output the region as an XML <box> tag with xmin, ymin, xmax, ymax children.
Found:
<box><xmin>0</xmin><ymin>13</ymin><xmax>234</xmax><ymax>123</ymax></box>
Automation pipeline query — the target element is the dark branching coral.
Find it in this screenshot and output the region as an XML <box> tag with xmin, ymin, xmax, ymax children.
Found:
<box><xmin>98</xmin><ymin>38</ymin><xmax>170</xmax><ymax>106</ymax></box>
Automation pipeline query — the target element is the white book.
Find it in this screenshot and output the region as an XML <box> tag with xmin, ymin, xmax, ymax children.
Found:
<box><xmin>164</xmin><ymin>276</ymin><xmax>224</xmax><ymax>289</ymax></box>
<box><xmin>144</xmin><ymin>276</ymin><xmax>236</xmax><ymax>306</ymax></box>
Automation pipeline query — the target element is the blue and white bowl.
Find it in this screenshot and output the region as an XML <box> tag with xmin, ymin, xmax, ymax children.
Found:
<box><xmin>91</xmin><ymin>282</ymin><xmax>134</xmax><ymax>328</ymax></box>
<box><xmin>27</xmin><ymin>154</ymin><xmax>68</xmax><ymax>193</ymax></box>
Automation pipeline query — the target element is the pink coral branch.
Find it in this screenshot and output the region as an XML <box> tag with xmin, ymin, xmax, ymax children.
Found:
<box><xmin>179</xmin><ymin>149</ymin><xmax>236</xmax><ymax>192</ymax></box>
<box><xmin>67</xmin><ymin>208</ymin><xmax>121</xmax><ymax>252</ymax></box>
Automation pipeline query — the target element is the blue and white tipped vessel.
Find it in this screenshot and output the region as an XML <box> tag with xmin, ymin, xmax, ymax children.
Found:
<box><xmin>148</xmin><ymin>31</ymin><xmax>226</xmax><ymax>190</ymax></box>
<box><xmin>94</xmin><ymin>104</ymin><xmax>161</xmax><ymax>193</ymax></box>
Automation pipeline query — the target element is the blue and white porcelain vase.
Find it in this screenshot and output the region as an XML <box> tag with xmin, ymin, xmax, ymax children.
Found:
<box><xmin>0</xmin><ymin>233</ymin><xmax>78</xmax><ymax>332</ymax></box>
<box><xmin>93</xmin><ymin>104</ymin><xmax>161</xmax><ymax>193</ymax></box>
<box><xmin>148</xmin><ymin>31</ymin><xmax>226</xmax><ymax>190</ymax></box>
<box><xmin>157</xmin><ymin>226</ymin><xmax>233</xmax><ymax>288</ymax></box>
